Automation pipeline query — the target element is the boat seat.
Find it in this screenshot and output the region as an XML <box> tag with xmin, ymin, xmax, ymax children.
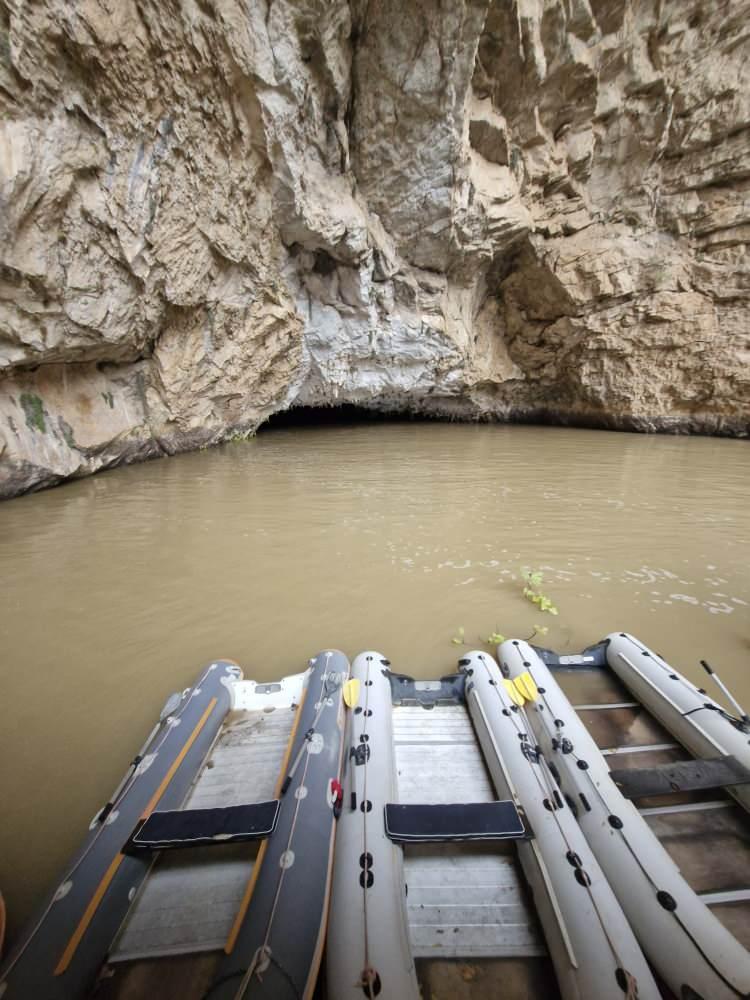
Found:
<box><xmin>124</xmin><ymin>799</ymin><xmax>280</xmax><ymax>852</ymax></box>
<box><xmin>610</xmin><ymin>756</ymin><xmax>750</xmax><ymax>799</ymax></box>
<box><xmin>384</xmin><ymin>801</ymin><xmax>527</xmax><ymax>843</ymax></box>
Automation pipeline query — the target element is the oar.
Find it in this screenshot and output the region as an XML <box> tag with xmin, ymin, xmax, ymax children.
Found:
<box><xmin>700</xmin><ymin>660</ymin><xmax>750</xmax><ymax>725</ymax></box>
<box><xmin>340</xmin><ymin>677</ymin><xmax>360</xmax><ymax>809</ymax></box>
<box><xmin>514</xmin><ymin>671</ymin><xmax>539</xmax><ymax>703</ymax></box>
<box><xmin>503</xmin><ymin>678</ymin><xmax>525</xmax><ymax>707</ymax></box>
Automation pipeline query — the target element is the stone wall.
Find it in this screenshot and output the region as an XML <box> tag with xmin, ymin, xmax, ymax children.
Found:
<box><xmin>1</xmin><ymin>0</ymin><xmax>748</xmax><ymax>495</ymax></box>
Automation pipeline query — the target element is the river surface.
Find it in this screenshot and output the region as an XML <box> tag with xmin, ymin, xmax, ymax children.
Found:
<box><xmin>1</xmin><ymin>423</ymin><xmax>749</xmax><ymax>943</ymax></box>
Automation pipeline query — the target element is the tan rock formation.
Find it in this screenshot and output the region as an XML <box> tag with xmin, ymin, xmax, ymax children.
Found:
<box><xmin>1</xmin><ymin>0</ymin><xmax>748</xmax><ymax>496</ymax></box>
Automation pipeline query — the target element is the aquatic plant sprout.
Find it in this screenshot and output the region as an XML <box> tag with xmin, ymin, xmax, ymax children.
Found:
<box><xmin>522</xmin><ymin>569</ymin><xmax>559</xmax><ymax>615</ymax></box>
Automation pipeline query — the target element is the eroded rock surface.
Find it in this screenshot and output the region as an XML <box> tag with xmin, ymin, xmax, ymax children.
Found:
<box><xmin>1</xmin><ymin>0</ymin><xmax>748</xmax><ymax>496</ymax></box>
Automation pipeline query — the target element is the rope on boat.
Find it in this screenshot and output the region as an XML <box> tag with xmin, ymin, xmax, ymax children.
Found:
<box><xmin>474</xmin><ymin>653</ymin><xmax>639</xmax><ymax>992</ymax></box>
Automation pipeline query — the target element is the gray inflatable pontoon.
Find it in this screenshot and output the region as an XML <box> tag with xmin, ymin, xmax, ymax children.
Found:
<box><xmin>0</xmin><ymin>659</ymin><xmax>241</xmax><ymax>1000</ymax></box>
<box><xmin>327</xmin><ymin>651</ymin><xmax>420</xmax><ymax>1000</ymax></box>
<box><xmin>501</xmin><ymin>639</ymin><xmax>750</xmax><ymax>1000</ymax></box>
<box><xmin>606</xmin><ymin>632</ymin><xmax>750</xmax><ymax>814</ymax></box>
<box><xmin>464</xmin><ymin>650</ymin><xmax>659</xmax><ymax>1000</ymax></box>
<box><xmin>206</xmin><ymin>650</ymin><xmax>349</xmax><ymax>1000</ymax></box>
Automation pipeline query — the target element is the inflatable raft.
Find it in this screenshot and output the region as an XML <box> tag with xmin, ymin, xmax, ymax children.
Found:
<box><xmin>327</xmin><ymin>652</ymin><xmax>419</xmax><ymax>1000</ymax></box>
<box><xmin>0</xmin><ymin>652</ymin><xmax>350</xmax><ymax>1000</ymax></box>
<box><xmin>0</xmin><ymin>660</ymin><xmax>241</xmax><ymax>1000</ymax></box>
<box><xmin>206</xmin><ymin>649</ymin><xmax>348</xmax><ymax>1000</ymax></box>
<box><xmin>606</xmin><ymin>632</ymin><xmax>750</xmax><ymax>814</ymax></box>
<box><xmin>500</xmin><ymin>639</ymin><xmax>750</xmax><ymax>1000</ymax></box>
<box><xmin>463</xmin><ymin>650</ymin><xmax>659</xmax><ymax>1000</ymax></box>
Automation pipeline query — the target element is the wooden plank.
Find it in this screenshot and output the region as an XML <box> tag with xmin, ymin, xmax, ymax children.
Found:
<box><xmin>610</xmin><ymin>756</ymin><xmax>750</xmax><ymax>799</ymax></box>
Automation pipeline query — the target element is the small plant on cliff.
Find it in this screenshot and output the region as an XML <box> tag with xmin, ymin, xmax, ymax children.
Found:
<box><xmin>451</xmin><ymin>626</ymin><xmax>466</xmax><ymax>645</ymax></box>
<box><xmin>521</xmin><ymin>569</ymin><xmax>559</xmax><ymax>615</ymax></box>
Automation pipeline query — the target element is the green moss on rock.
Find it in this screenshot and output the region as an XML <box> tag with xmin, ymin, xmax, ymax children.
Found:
<box><xmin>20</xmin><ymin>392</ymin><xmax>46</xmax><ymax>433</ymax></box>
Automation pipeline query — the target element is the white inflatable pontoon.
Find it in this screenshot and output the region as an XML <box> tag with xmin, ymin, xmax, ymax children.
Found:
<box><xmin>464</xmin><ymin>650</ymin><xmax>659</xmax><ymax>1000</ymax></box>
<box><xmin>501</xmin><ymin>639</ymin><xmax>750</xmax><ymax>1000</ymax></box>
<box><xmin>606</xmin><ymin>632</ymin><xmax>750</xmax><ymax>814</ymax></box>
<box><xmin>327</xmin><ymin>652</ymin><xmax>419</xmax><ymax>1000</ymax></box>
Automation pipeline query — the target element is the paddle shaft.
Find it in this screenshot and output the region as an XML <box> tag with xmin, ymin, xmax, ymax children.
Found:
<box><xmin>701</xmin><ymin>660</ymin><xmax>750</xmax><ymax>724</ymax></box>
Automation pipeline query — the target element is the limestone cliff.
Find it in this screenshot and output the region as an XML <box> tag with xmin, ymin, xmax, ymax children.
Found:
<box><xmin>1</xmin><ymin>0</ymin><xmax>748</xmax><ymax>496</ymax></box>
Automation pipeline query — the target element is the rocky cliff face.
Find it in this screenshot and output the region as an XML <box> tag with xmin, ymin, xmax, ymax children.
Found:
<box><xmin>1</xmin><ymin>0</ymin><xmax>748</xmax><ymax>496</ymax></box>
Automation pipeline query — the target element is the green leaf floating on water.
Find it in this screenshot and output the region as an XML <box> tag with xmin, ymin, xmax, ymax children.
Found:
<box><xmin>521</xmin><ymin>569</ymin><xmax>559</xmax><ymax>616</ymax></box>
<box><xmin>486</xmin><ymin>631</ymin><xmax>506</xmax><ymax>645</ymax></box>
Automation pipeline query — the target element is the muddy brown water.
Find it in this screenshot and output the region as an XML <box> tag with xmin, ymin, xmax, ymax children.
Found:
<box><xmin>1</xmin><ymin>422</ymin><xmax>748</xmax><ymax>945</ymax></box>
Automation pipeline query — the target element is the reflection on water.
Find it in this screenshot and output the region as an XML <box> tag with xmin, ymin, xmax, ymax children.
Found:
<box><xmin>1</xmin><ymin>423</ymin><xmax>748</xmax><ymax>941</ymax></box>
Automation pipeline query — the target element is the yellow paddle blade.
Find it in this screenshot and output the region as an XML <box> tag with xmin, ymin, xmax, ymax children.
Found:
<box><xmin>503</xmin><ymin>678</ymin><xmax>525</xmax><ymax>707</ymax></box>
<box><xmin>343</xmin><ymin>678</ymin><xmax>360</xmax><ymax>708</ymax></box>
<box><xmin>514</xmin><ymin>671</ymin><xmax>539</xmax><ymax>703</ymax></box>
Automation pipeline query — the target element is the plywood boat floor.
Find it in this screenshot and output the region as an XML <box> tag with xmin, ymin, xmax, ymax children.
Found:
<box><xmin>575</xmin><ymin>704</ymin><xmax>675</xmax><ymax>751</ymax></box>
<box><xmin>417</xmin><ymin>956</ymin><xmax>561</xmax><ymax>1000</ymax></box>
<box><xmin>392</xmin><ymin>704</ymin><xmax>545</xmax><ymax>961</ymax></box>
<box><xmin>707</xmin><ymin>903</ymin><xmax>750</xmax><ymax>951</ymax></box>
<box><xmin>110</xmin><ymin>706</ymin><xmax>296</xmax><ymax>963</ymax></box>
<box><xmin>93</xmin><ymin>952</ymin><xmax>220</xmax><ymax>1000</ymax></box>
<box><xmin>644</xmin><ymin>804</ymin><xmax>750</xmax><ymax>895</ymax></box>
<box><xmin>552</xmin><ymin>668</ymin><xmax>631</xmax><ymax>706</ymax></box>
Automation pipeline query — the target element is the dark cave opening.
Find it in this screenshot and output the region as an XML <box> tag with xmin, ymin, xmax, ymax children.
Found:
<box><xmin>259</xmin><ymin>404</ymin><xmax>436</xmax><ymax>430</ymax></box>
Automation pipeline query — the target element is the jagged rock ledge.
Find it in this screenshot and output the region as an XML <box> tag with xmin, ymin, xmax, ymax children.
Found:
<box><xmin>2</xmin><ymin>0</ymin><xmax>749</xmax><ymax>498</ymax></box>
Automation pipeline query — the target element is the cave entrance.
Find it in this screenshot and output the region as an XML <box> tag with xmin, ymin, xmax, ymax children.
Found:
<box><xmin>260</xmin><ymin>404</ymin><xmax>424</xmax><ymax>430</ymax></box>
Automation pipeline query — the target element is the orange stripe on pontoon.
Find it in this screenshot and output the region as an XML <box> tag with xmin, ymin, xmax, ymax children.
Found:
<box><xmin>224</xmin><ymin>686</ymin><xmax>308</xmax><ymax>954</ymax></box>
<box><xmin>54</xmin><ymin>697</ymin><xmax>218</xmax><ymax>975</ymax></box>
